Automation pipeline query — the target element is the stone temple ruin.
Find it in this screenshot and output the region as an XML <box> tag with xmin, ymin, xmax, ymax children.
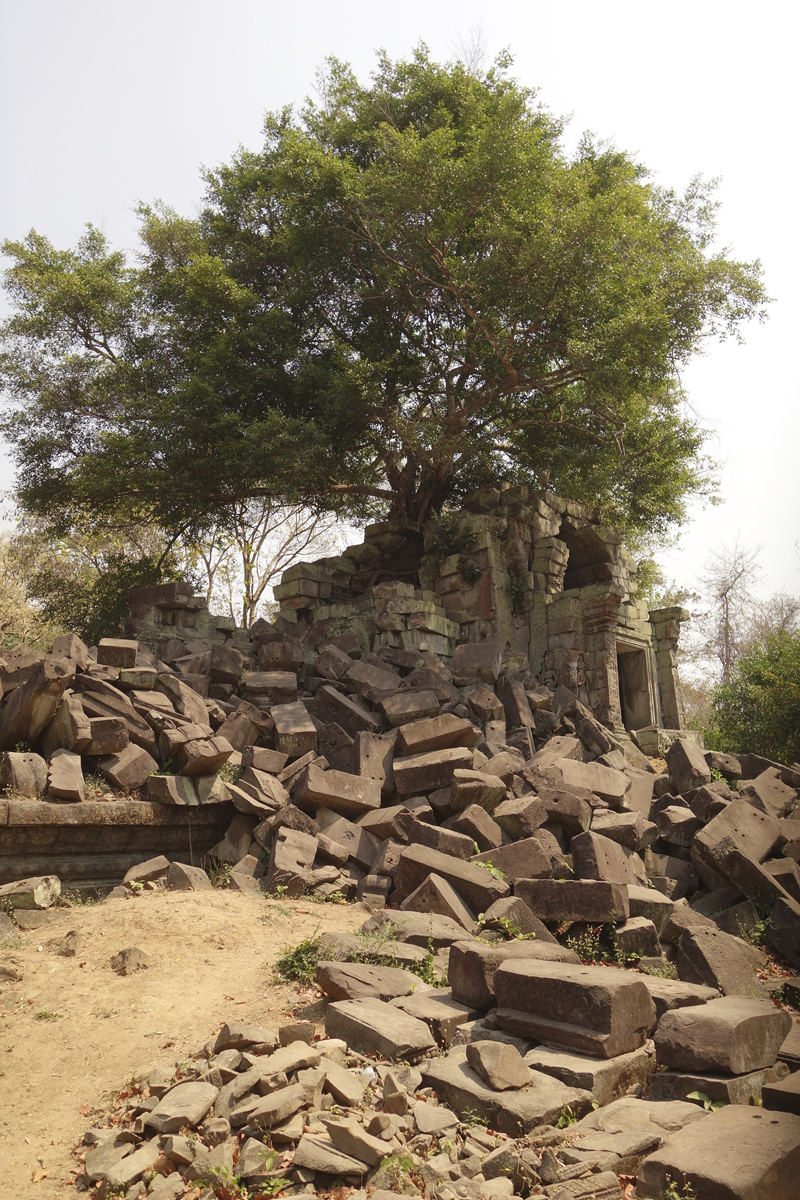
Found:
<box><xmin>124</xmin><ymin>485</ymin><xmax>689</xmax><ymax>752</ymax></box>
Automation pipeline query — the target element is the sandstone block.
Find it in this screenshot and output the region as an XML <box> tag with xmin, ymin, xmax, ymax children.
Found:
<box><xmin>393</xmin><ymin>746</ymin><xmax>474</xmax><ymax>795</ymax></box>
<box><xmin>325</xmin><ymin>998</ymin><xmax>436</xmax><ymax>1060</ymax></box>
<box><xmin>466</xmin><ymin>1039</ymin><xmax>532</xmax><ymax>1090</ymax></box>
<box><xmin>572</xmin><ymin>830</ymin><xmax>637</xmax><ymax>885</ymax></box>
<box><xmin>495</xmin><ymin>960</ymin><xmax>657</xmax><ymax>1059</ymax></box>
<box><xmin>400</xmin><ymin>873</ymin><xmax>476</xmax><ymax>930</ymax></box>
<box><xmin>294</xmin><ymin>763</ymin><xmax>380</xmax><ymax>817</ymax></box>
<box><xmin>675</xmin><ymin>927</ymin><xmax>767</xmax><ymax>997</ymax></box>
<box><xmin>271</xmin><ymin>701</ymin><xmax>318</xmax><ymax>757</ymax></box>
<box><xmin>448</xmin><ymin>938</ymin><xmax>580</xmax><ymax>1009</ymax></box>
<box><xmin>0</xmin><ymin>751</ymin><xmax>48</xmax><ymax>797</ymax></box>
<box><xmin>46</xmin><ymin>748</ymin><xmax>84</xmax><ymax>801</ymax></box>
<box><xmin>0</xmin><ymin>874</ymin><xmax>60</xmax><ymax>909</ymax></box>
<box><xmin>396</xmin><ymin>842</ymin><xmax>509</xmax><ymax>912</ymax></box>
<box><xmin>97</xmin><ymin>638</ymin><xmax>139</xmax><ymax>669</ymax></box>
<box><xmin>265</xmin><ymin>827</ymin><xmax>317</xmax><ymax>896</ymax></box>
<box><xmin>98</xmin><ymin>744</ymin><xmax>159</xmax><ymax>791</ymax></box>
<box><xmin>380</xmin><ymin>690</ymin><xmax>441</xmax><ymax>727</ymax></box>
<box><xmin>514</xmin><ymin>879</ymin><xmax>630</xmax><ymax>924</ymax></box>
<box><xmin>654</xmin><ymin>995</ymin><xmax>791</xmax><ymax>1073</ymax></box>
<box><xmin>665</xmin><ymin>735</ymin><xmax>712</xmax><ymax>794</ymax></box>
<box><xmin>407</xmin><ymin>818</ymin><xmax>475</xmax><ymax>859</ymax></box>
<box><xmin>315</xmin><ymin>961</ymin><xmax>423</xmax><ymax>1002</ymax></box>
<box><xmin>166</xmin><ymin>862</ymin><xmax>212</xmax><ymax>891</ymax></box>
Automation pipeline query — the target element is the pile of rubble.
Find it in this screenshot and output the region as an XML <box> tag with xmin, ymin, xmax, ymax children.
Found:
<box><xmin>3</xmin><ymin>599</ymin><xmax>800</xmax><ymax>1196</ymax></box>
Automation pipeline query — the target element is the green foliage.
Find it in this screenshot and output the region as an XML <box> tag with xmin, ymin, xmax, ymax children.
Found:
<box><xmin>685</xmin><ymin>1090</ymin><xmax>725</xmax><ymax>1112</ymax></box>
<box><xmin>473</xmin><ymin>859</ymin><xmax>506</xmax><ymax>881</ymax></box>
<box><xmin>457</xmin><ymin>557</ymin><xmax>482</xmax><ymax>585</ymax></box>
<box><xmin>556</xmin><ymin>1104</ymin><xmax>578</xmax><ymax>1128</ymax></box>
<box><xmin>705</xmin><ymin>631</ymin><xmax>800</xmax><ymax>764</ymax></box>
<box><xmin>33</xmin><ymin>1010</ymin><xmax>59</xmax><ymax>1021</ymax></box>
<box><xmin>274</xmin><ymin>934</ymin><xmax>322</xmax><ymax>985</ymax></box>
<box><xmin>565</xmin><ymin>925</ymin><xmax>605</xmax><ymax>962</ymax></box>
<box><xmin>664</xmin><ymin>1178</ymin><xmax>697</xmax><ymax>1200</ymax></box>
<box><xmin>430</xmin><ymin>512</ymin><xmax>470</xmax><ymax>556</ymax></box>
<box><xmin>506</xmin><ymin>575</ymin><xmax>527</xmax><ymax>601</ymax></box>
<box><xmin>218</xmin><ymin>761</ymin><xmax>242</xmax><ymax>784</ymax></box>
<box><xmin>0</xmin><ymin>50</ymin><xmax>767</xmax><ymax>539</ymax></box>
<box><xmin>207</xmin><ymin>858</ymin><xmax>234</xmax><ymax>889</ymax></box>
<box><xmin>640</xmin><ymin>960</ymin><xmax>678</xmax><ymax>980</ymax></box>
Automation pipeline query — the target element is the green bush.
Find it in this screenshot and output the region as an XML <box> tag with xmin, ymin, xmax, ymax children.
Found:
<box><xmin>706</xmin><ymin>631</ymin><xmax>800</xmax><ymax>765</ymax></box>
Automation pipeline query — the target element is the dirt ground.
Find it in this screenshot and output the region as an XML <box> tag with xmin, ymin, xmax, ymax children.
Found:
<box><xmin>0</xmin><ymin>889</ymin><xmax>367</xmax><ymax>1200</ymax></box>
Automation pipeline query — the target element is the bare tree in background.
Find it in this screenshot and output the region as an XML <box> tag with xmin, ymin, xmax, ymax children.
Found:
<box><xmin>180</xmin><ymin>501</ymin><xmax>345</xmax><ymax>628</ymax></box>
<box><xmin>699</xmin><ymin>539</ymin><xmax>763</xmax><ymax>681</ymax></box>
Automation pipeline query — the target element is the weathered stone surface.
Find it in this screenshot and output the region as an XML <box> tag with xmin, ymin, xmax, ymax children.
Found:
<box><xmin>396</xmin><ymin>843</ymin><xmax>509</xmax><ymax>912</ymax></box>
<box><xmin>651</xmin><ymin>1062</ymin><xmax>789</xmax><ymax>1106</ymax></box>
<box><xmin>451</xmin><ymin>770</ymin><xmax>507</xmax><ymax>813</ymax></box>
<box><xmin>692</xmin><ymin>796</ymin><xmax>781</xmax><ymax>883</ymax></box>
<box><xmin>525</xmin><ymin>1043</ymin><xmax>655</xmax><ymax>1108</ymax></box>
<box><xmin>326</xmin><ymin>998</ymin><xmax>436</xmax><ymax>1060</ymax></box>
<box><xmin>592</xmin><ymin>809</ymin><xmax>646</xmax><ymax>849</ymax></box>
<box><xmin>380</xmin><ymin>690</ymin><xmax>441</xmax><ymax>727</ymax></box>
<box><xmin>451</xmin><ymin>641</ymin><xmax>503</xmax><ymax>684</ymax></box>
<box><xmin>491</xmin><ymin>796</ymin><xmax>548</xmax><ymax>840</ymax></box>
<box><xmin>97</xmin><ymin>638</ymin><xmax>139</xmax><ymax>669</ymax></box>
<box><xmin>495</xmin><ymin>960</ymin><xmax>657</xmax><ymax>1059</ymax></box>
<box><xmin>654</xmin><ymin>996</ymin><xmax>791</xmax><ymax>1073</ymax></box>
<box><xmin>466</xmin><ymin>1039</ymin><xmax>532</xmax><ymax>1090</ymax></box>
<box><xmin>1</xmin><ymin>751</ymin><xmax>48</xmax><ymax>797</ymax></box>
<box><xmin>363</xmin><ymin>909</ymin><xmax>469</xmax><ymax>950</ymax></box>
<box><xmin>265</xmin><ymin>826</ymin><xmax>317</xmax><ymax>897</ymax></box>
<box><xmin>471</xmin><ymin>837</ymin><xmax>554</xmax><ymax>882</ymax></box>
<box><xmin>391</xmin><ymin>989</ymin><xmax>478</xmax><ymax>1048</ymax></box>
<box><xmin>213</xmin><ymin>1021</ymin><xmax>278</xmax><ymax>1053</ymax></box>
<box><xmin>311</xmin><ymin>685</ymin><xmax>381</xmax><ymax>738</ymax></box>
<box><xmin>762</xmin><ymin>1069</ymin><xmax>800</xmax><ymax>1115</ymax></box>
<box><xmin>146</xmin><ymin>774</ymin><xmax>199</xmax><ymax>806</ymax></box>
<box><xmin>400</xmin><ymin>873</ymin><xmax>477</xmax><ymax>930</ymax></box>
<box><xmin>407</xmin><ymin>818</ymin><xmax>475</xmax><ymax>859</ymax></box>
<box><xmin>393</xmin><ymin>746</ymin><xmax>475</xmax><ymax>795</ymax></box>
<box><xmin>448</xmin><ymin>939</ymin><xmax>580</xmax><ymax>1009</ymax></box>
<box><xmin>294</xmin><ymin>1132</ymin><xmax>366</xmax><ymax>1175</ymax></box>
<box><xmin>0</xmin><ymin>874</ymin><xmax>60</xmax><ymax>909</ymax></box>
<box><xmin>637</xmin><ymin>976</ymin><xmax>719</xmax><ymax>1021</ymax></box>
<box><xmin>294</xmin><ymin>763</ymin><xmax>380</xmax><ymax>817</ymax></box>
<box><xmin>123</xmin><ymin>855</ymin><xmax>170</xmax><ymax>884</ymax></box>
<box><xmin>413</xmin><ymin>1099</ymin><xmax>460</xmax><ymax>1134</ymax></box>
<box><xmin>145</xmin><ymin>1081</ymin><xmax>219</xmax><ymax>1133</ymax></box>
<box><xmin>397</xmin><ymin>714</ymin><xmax>480</xmax><ymax>756</ymax></box>
<box><xmin>110</xmin><ymin>946</ymin><xmax>149</xmax><ymax>975</ymax></box>
<box><xmin>514</xmin><ymin>879</ymin><xmax>630</xmax><ymax>924</ymax></box>
<box><xmin>571</xmin><ymin>831</ymin><xmax>637</xmax><ymax>885</ymax></box>
<box><xmin>352</xmin><ymin>730</ymin><xmax>396</xmax><ymax>795</ymax></box>
<box><xmin>271</xmin><ymin>700</ymin><xmax>318</xmax><ymax>757</ymax></box>
<box><xmin>421</xmin><ymin>1045</ymin><xmax>592</xmax><ymax>1136</ymax></box>
<box><xmin>98</xmin><ymin>743</ymin><xmax>159</xmax><ymax>791</ymax></box>
<box><xmin>637</xmin><ymin>1104</ymin><xmax>800</xmax><ymax>1200</ymax></box>
<box><xmin>324</xmin><ymin>1118</ymin><xmax>389</xmax><ymax>1167</ymax></box>
<box><xmin>553</xmin><ymin>759</ymin><xmax>631</xmax><ymax>807</ymax></box>
<box><xmin>245</xmin><ymin>1083</ymin><xmax>307</xmax><ymax>1130</ymax></box>
<box><xmin>176</xmin><ymin>734</ymin><xmax>233</xmax><ymax>776</ymax></box>
<box><xmin>481</xmin><ymin>896</ymin><xmax>556</xmax><ymax>941</ymax></box>
<box><xmin>358</xmin><ymin>803</ymin><xmax>413</xmax><ymax>842</ymax></box>
<box><xmin>675</xmin><ymin>927</ymin><xmax>767</xmax><ymax>997</ymax></box>
<box><xmin>626</xmin><ymin>885</ymin><xmax>674</xmax><ymax>934</ymax></box>
<box><xmin>166</xmin><ymin>861</ymin><xmax>212</xmax><ymax>891</ymax></box>
<box><xmin>315</xmin><ymin>960</ymin><xmax>423</xmax><ymax>1001</ymax></box>
<box><xmin>661</xmin><ymin>903</ymin><xmax>717</xmax><ymax>945</ymax></box>
<box><xmin>665</xmin><ymin>736</ymin><xmax>711</xmax><ymax>795</ymax></box>
<box><xmin>614</xmin><ymin>917</ymin><xmax>661</xmax><ymax>961</ymax></box>
<box><xmin>40</xmin><ymin>692</ymin><xmax>92</xmax><ymax>757</ymax></box>
<box><xmin>767</xmin><ymin>897</ymin><xmax>800</xmax><ymax>969</ymax></box>
<box><xmin>0</xmin><ymin>656</ymin><xmax>75</xmax><ymax>751</ymax></box>
<box><xmin>241</xmin><ymin>746</ymin><xmax>289</xmax><ymax>775</ymax></box>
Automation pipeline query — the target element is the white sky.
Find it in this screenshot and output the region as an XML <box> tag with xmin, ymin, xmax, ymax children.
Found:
<box><xmin>1</xmin><ymin>0</ymin><xmax>798</xmax><ymax>599</ymax></box>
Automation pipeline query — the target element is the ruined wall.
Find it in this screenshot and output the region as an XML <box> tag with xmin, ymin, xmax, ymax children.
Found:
<box><xmin>123</xmin><ymin>485</ymin><xmax>689</xmax><ymax>736</ymax></box>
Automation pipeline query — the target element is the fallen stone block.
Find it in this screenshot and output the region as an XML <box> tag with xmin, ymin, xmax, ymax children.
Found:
<box><xmin>315</xmin><ymin>961</ymin><xmax>423</xmax><ymax>1002</ymax></box>
<box><xmin>241</xmin><ymin>746</ymin><xmax>289</xmax><ymax>775</ymax></box>
<box><xmin>637</xmin><ymin>1104</ymin><xmax>800</xmax><ymax>1200</ymax></box>
<box><xmin>767</xmin><ymin>897</ymin><xmax>800</xmax><ymax>969</ymax></box>
<box><xmin>324</xmin><ymin>1118</ymin><xmax>388</xmax><ymax>1167</ymax></box>
<box><xmin>762</xmin><ymin>1069</ymin><xmax>800</xmax><ymax>1115</ymax></box>
<box><xmin>380</xmin><ymin>690</ymin><xmax>441</xmax><ymax>727</ymax></box>
<box><xmin>358</xmin><ymin>803</ymin><xmax>413</xmax><ymax>842</ymax></box>
<box><xmin>325</xmin><ymin>998</ymin><xmax>436</xmax><ymax>1060</ymax></box>
<box><xmin>637</xmin><ymin>977</ymin><xmax>719</xmax><ymax>1021</ymax></box>
<box><xmin>466</xmin><ymin>1039</ymin><xmax>532</xmax><ymax>1090</ymax></box>
<box><xmin>98</xmin><ymin>744</ymin><xmax>159</xmax><ymax>791</ymax></box>
<box><xmin>650</xmin><ymin>1062</ymin><xmax>789</xmax><ymax>1106</ymax></box>
<box><xmin>400</xmin><ymin>873</ymin><xmax>476</xmax><ymax>930</ymax></box>
<box><xmin>451</xmin><ymin>641</ymin><xmax>503</xmax><ymax>684</ymax></box>
<box><xmin>655</xmin><ymin>995</ymin><xmax>791</xmax><ymax>1074</ymax></box>
<box><xmin>0</xmin><ymin>751</ymin><xmax>48</xmax><ymax>797</ymax></box>
<box><xmin>553</xmin><ymin>759</ymin><xmax>631</xmax><ymax>807</ymax></box>
<box><xmin>46</xmin><ymin>748</ymin><xmax>85</xmax><ymax>802</ymax></box>
<box><xmin>481</xmin><ymin>896</ymin><xmax>555</xmax><ymax>941</ymax></box>
<box><xmin>265</xmin><ymin>827</ymin><xmax>317</xmax><ymax>896</ymax></box>
<box><xmin>0</xmin><ymin>656</ymin><xmax>75</xmax><ymax>751</ymax></box>
<box><xmin>110</xmin><ymin>946</ymin><xmax>149</xmax><ymax>975</ymax></box>
<box><xmin>614</xmin><ymin>917</ymin><xmax>661</xmax><ymax>962</ymax></box>
<box><xmin>626</xmin><ymin>885</ymin><xmax>674</xmax><ymax>934</ymax></box>
<box><xmin>471</xmin><ymin>837</ymin><xmax>554</xmax><ymax>882</ymax></box>
<box><xmin>565</xmin><ymin>1096</ymin><xmax>704</xmax><ymax>1179</ymax></box>
<box><xmin>393</xmin><ymin>746</ymin><xmax>474</xmax><ymax>795</ymax></box>
<box><xmin>421</xmin><ymin>1044</ymin><xmax>592</xmax><ymax>1136</ymax></box>
<box><xmin>571</xmin><ymin>831</ymin><xmax>637</xmax><ymax>885</ymax></box>
<box><xmin>0</xmin><ymin>874</ymin><xmax>60</xmax><ymax>909</ymax></box>
<box><xmin>514</xmin><ymin>879</ymin><xmax>630</xmax><ymax>924</ymax></box>
<box><xmin>407</xmin><ymin>818</ymin><xmax>475</xmax><ymax>859</ymax></box>
<box><xmin>294</xmin><ymin>762</ymin><xmax>380</xmax><ymax>817</ymax></box>
<box><xmin>311</xmin><ymin>685</ymin><xmax>382</xmax><ymax>738</ymax></box>
<box><xmin>692</xmin><ymin>796</ymin><xmax>781</xmax><ymax>885</ymax></box>
<box><xmin>391</xmin><ymin>989</ymin><xmax>479</xmax><ymax>1048</ymax></box>
<box><xmin>97</xmin><ymin>638</ymin><xmax>139</xmax><ymax>669</ymax></box>
<box><xmin>124</xmin><ymin>856</ymin><xmax>170</xmax><ymax>884</ymax></box>
<box><xmin>740</xmin><ymin>767</ymin><xmax>798</xmax><ymax>819</ymax></box>
<box><xmin>270</xmin><ymin>700</ymin><xmax>317</xmax><ymax>757</ymax></box>
<box><xmin>240</xmin><ymin>1083</ymin><xmax>307</xmax><ymax>1131</ymax></box>
<box><xmin>362</xmin><ymin>909</ymin><xmax>470</xmax><ymax>950</ymax></box>
<box><xmin>445</xmin><ymin>804</ymin><xmax>506</xmax><ymax>851</ymax></box>
<box><xmin>495</xmin><ymin>960</ymin><xmax>657</xmax><ymax>1059</ymax></box>
<box><xmin>397</xmin><ymin>713</ymin><xmax>480</xmax><ymax>756</ymax></box>
<box><xmin>176</xmin><ymin>734</ymin><xmax>233</xmax><ymax>776</ymax></box>
<box><xmin>352</xmin><ymin>730</ymin><xmax>395</xmax><ymax>795</ymax></box>
<box><xmin>40</xmin><ymin>692</ymin><xmax>92</xmax><ymax>757</ymax></box>
<box><xmin>451</xmin><ymin>769</ymin><xmax>507</xmax><ymax>812</ymax></box>
<box><xmin>675</xmin><ymin>927</ymin><xmax>768</xmax><ymax>997</ymax></box>
<box><xmin>665</xmin><ymin>736</ymin><xmax>711</xmax><ymax>795</ymax></box>
<box><xmin>166</xmin><ymin>862</ymin><xmax>212</xmax><ymax>892</ymax></box>
<box><xmin>449</xmin><ymin>939</ymin><xmax>580</xmax><ymax>1009</ymax></box>
<box><xmin>145</xmin><ymin>1081</ymin><xmax>219</xmax><ymax>1134</ymax></box>
<box><xmin>589</xmin><ymin>810</ymin><xmax>645</xmax><ymax>849</ymax></box>
<box><xmin>293</xmin><ymin>1132</ymin><xmax>366</xmax><ymax>1175</ymax></box>
<box><xmin>524</xmin><ymin>1042</ymin><xmax>655</xmax><ymax>1108</ymax></box>
<box><xmin>395</xmin><ymin>843</ymin><xmax>509</xmax><ymax>912</ymax></box>
<box><xmin>146</xmin><ymin>774</ymin><xmax>199</xmax><ymax>806</ymax></box>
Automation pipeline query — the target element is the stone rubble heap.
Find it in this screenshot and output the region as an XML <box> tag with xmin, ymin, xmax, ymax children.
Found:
<box><xmin>3</xmin><ymin>594</ymin><xmax>800</xmax><ymax>1195</ymax></box>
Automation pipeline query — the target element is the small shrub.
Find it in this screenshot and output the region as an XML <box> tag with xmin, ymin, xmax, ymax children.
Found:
<box><xmin>274</xmin><ymin>934</ymin><xmax>322</xmax><ymax>985</ymax></box>
<box><xmin>457</xmin><ymin>557</ymin><xmax>482</xmax><ymax>585</ymax></box>
<box><xmin>218</xmin><ymin>761</ymin><xmax>242</xmax><ymax>784</ymax></box>
<box><xmin>207</xmin><ymin>858</ymin><xmax>233</xmax><ymax>889</ymax></box>
<box><xmin>430</xmin><ymin>511</ymin><xmax>469</xmax><ymax>557</ymax></box>
<box><xmin>474</xmin><ymin>859</ymin><xmax>506</xmax><ymax>881</ymax></box>
<box><xmin>507</xmin><ymin>575</ymin><xmax>527</xmax><ymax>601</ymax></box>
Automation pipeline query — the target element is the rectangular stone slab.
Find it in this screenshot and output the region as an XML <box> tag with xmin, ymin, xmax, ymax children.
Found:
<box><xmin>395</xmin><ymin>842</ymin><xmax>510</xmax><ymax>912</ymax></box>
<box><xmin>448</xmin><ymin>938</ymin><xmax>581</xmax><ymax>1010</ymax></box>
<box><xmin>421</xmin><ymin>1045</ymin><xmax>592</xmax><ymax>1136</ymax></box>
<box><xmin>653</xmin><ymin>996</ymin><xmax>792</xmax><ymax>1074</ymax></box>
<box><xmin>393</xmin><ymin>746</ymin><xmax>475</xmax><ymax>795</ymax></box>
<box><xmin>494</xmin><ymin>960</ymin><xmax>657</xmax><ymax>1059</ymax></box>
<box><xmin>514</xmin><ymin>879</ymin><xmax>630</xmax><ymax>924</ymax></box>
<box><xmin>294</xmin><ymin>764</ymin><xmax>380</xmax><ymax>817</ymax></box>
<box><xmin>524</xmin><ymin>1043</ymin><xmax>655</xmax><ymax>1108</ymax></box>
<box><xmin>325</xmin><ymin>998</ymin><xmax>436</xmax><ymax>1060</ymax></box>
<box><xmin>637</xmin><ymin>1104</ymin><xmax>800</xmax><ymax>1200</ymax></box>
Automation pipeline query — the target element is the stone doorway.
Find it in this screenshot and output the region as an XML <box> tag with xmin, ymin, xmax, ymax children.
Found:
<box><xmin>616</xmin><ymin>640</ymin><xmax>655</xmax><ymax>732</ymax></box>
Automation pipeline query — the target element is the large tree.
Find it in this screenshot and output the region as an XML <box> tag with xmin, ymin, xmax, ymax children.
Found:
<box><xmin>1</xmin><ymin>49</ymin><xmax>767</xmax><ymax>537</ymax></box>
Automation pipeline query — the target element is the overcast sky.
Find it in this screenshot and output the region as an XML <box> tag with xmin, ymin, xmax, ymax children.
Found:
<box><xmin>1</xmin><ymin>0</ymin><xmax>797</xmax><ymax>599</ymax></box>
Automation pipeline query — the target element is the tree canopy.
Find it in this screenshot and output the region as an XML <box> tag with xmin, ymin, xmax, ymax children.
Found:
<box><xmin>1</xmin><ymin>48</ymin><xmax>768</xmax><ymax>539</ymax></box>
<box><xmin>706</xmin><ymin>631</ymin><xmax>800</xmax><ymax>765</ymax></box>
